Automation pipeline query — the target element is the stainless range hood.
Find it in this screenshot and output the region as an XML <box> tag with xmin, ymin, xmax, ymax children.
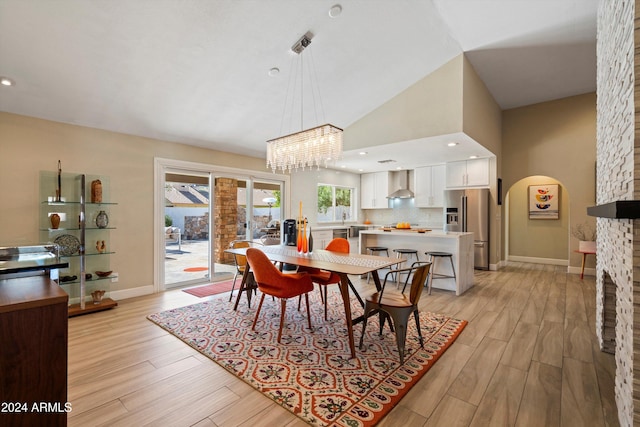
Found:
<box><xmin>387</xmin><ymin>170</ymin><xmax>414</xmax><ymax>199</ymax></box>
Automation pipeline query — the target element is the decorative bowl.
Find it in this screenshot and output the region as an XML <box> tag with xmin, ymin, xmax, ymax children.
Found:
<box><xmin>95</xmin><ymin>270</ymin><xmax>112</xmax><ymax>278</ymax></box>
<box><xmin>54</xmin><ymin>234</ymin><xmax>80</xmax><ymax>257</ymax></box>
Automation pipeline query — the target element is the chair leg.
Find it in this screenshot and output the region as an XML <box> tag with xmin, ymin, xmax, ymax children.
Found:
<box><xmin>277</xmin><ymin>298</ymin><xmax>287</xmax><ymax>343</ymax></box>
<box><xmin>359</xmin><ymin>302</ymin><xmax>373</xmax><ymax>350</ymax></box>
<box><xmin>229</xmin><ymin>272</ymin><xmax>239</xmax><ymax>302</ymax></box>
<box><xmin>387</xmin><ymin>311</ymin><xmax>408</xmax><ymax>364</ymax></box>
<box><xmin>413</xmin><ymin>309</ymin><xmax>424</xmax><ymax>348</ymax></box>
<box><xmin>304</xmin><ymin>293</ymin><xmax>312</xmax><ymax>330</ymax></box>
<box><xmin>386</xmin><ymin>308</ymin><xmax>414</xmax><ymax>364</ymax></box>
<box><xmin>252</xmin><ymin>293</ymin><xmax>267</xmax><ymax>331</ymax></box>
<box><xmin>323</xmin><ymin>286</ymin><xmax>329</xmax><ymax>321</ymax></box>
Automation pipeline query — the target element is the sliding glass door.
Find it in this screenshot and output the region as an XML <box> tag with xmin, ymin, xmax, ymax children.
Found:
<box><xmin>213</xmin><ymin>175</ymin><xmax>283</xmax><ymax>273</ymax></box>
<box><xmin>155</xmin><ymin>158</ymin><xmax>289</xmax><ymax>293</ymax></box>
<box><xmin>163</xmin><ymin>171</ymin><xmax>214</xmax><ymax>289</ymax></box>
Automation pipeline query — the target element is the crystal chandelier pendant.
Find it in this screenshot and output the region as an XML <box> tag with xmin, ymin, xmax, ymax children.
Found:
<box><xmin>267</xmin><ymin>124</ymin><xmax>343</xmax><ymax>173</ymax></box>
<box><xmin>266</xmin><ymin>31</ymin><xmax>343</xmax><ymax>173</ymax></box>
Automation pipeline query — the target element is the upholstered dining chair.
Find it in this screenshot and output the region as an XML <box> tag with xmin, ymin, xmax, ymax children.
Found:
<box><xmin>358</xmin><ymin>261</ymin><xmax>431</xmax><ymax>364</ymax></box>
<box><xmin>297</xmin><ymin>237</ymin><xmax>350</xmax><ymax>320</ymax></box>
<box><xmin>228</xmin><ymin>240</ymin><xmax>262</xmax><ymax>302</ymax></box>
<box><xmin>245</xmin><ymin>248</ymin><xmax>314</xmax><ymax>343</ymax></box>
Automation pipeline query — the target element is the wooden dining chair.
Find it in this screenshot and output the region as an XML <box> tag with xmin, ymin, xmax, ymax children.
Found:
<box><xmin>245</xmin><ymin>248</ymin><xmax>314</xmax><ymax>343</ymax></box>
<box><xmin>358</xmin><ymin>261</ymin><xmax>431</xmax><ymax>364</ymax></box>
<box><xmin>297</xmin><ymin>237</ymin><xmax>350</xmax><ymax>320</ymax></box>
<box><xmin>228</xmin><ymin>240</ymin><xmax>265</xmax><ymax>303</ymax></box>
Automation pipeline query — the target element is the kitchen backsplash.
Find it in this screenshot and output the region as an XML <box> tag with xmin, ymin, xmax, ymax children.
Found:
<box><xmin>362</xmin><ymin>198</ymin><xmax>444</xmax><ymax>228</ymax></box>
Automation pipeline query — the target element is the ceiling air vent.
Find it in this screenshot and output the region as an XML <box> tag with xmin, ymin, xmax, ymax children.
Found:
<box><xmin>377</xmin><ymin>159</ymin><xmax>396</xmax><ymax>164</ymax></box>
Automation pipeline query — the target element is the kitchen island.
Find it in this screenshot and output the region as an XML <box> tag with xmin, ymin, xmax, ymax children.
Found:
<box><xmin>360</xmin><ymin>229</ymin><xmax>474</xmax><ymax>295</ymax></box>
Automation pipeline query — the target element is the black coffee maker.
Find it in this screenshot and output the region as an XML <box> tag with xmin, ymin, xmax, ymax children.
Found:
<box><xmin>282</xmin><ymin>219</ymin><xmax>297</xmax><ymax>246</ymax></box>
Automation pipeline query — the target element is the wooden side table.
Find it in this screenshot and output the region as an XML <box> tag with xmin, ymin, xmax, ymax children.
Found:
<box><xmin>575</xmin><ymin>249</ymin><xmax>596</xmax><ymax>279</ymax></box>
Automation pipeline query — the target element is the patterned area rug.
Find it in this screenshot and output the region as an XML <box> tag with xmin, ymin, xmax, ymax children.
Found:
<box><xmin>148</xmin><ymin>289</ymin><xmax>466</xmax><ymax>426</ymax></box>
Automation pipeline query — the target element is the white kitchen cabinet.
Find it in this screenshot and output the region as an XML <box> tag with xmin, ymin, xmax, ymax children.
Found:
<box><xmin>414</xmin><ymin>164</ymin><xmax>445</xmax><ymax>207</ymax></box>
<box><xmin>361</xmin><ymin>172</ymin><xmax>390</xmax><ymax>209</ymax></box>
<box><xmin>311</xmin><ymin>229</ymin><xmax>333</xmax><ymax>250</ymax></box>
<box><xmin>446</xmin><ymin>158</ymin><xmax>489</xmax><ymax>188</ymax></box>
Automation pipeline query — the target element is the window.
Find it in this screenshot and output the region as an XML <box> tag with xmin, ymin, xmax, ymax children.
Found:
<box><xmin>317</xmin><ymin>184</ymin><xmax>354</xmax><ymax>222</ymax></box>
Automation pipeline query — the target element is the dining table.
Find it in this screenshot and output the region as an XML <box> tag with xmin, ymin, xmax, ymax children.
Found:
<box><xmin>224</xmin><ymin>244</ymin><xmax>403</xmax><ymax>358</ymax></box>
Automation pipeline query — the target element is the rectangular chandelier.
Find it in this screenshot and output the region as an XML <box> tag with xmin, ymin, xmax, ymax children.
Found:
<box><xmin>266</xmin><ymin>123</ymin><xmax>343</xmax><ymax>173</ymax></box>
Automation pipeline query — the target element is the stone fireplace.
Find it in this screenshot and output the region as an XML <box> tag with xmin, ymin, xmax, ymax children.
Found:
<box><xmin>601</xmin><ymin>271</ymin><xmax>616</xmax><ymax>354</ymax></box>
<box><xmin>594</xmin><ymin>1</ymin><xmax>640</xmax><ymax>425</ymax></box>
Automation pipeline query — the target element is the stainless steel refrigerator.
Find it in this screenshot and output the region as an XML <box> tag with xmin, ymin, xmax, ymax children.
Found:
<box><xmin>443</xmin><ymin>188</ymin><xmax>489</xmax><ymax>270</ymax></box>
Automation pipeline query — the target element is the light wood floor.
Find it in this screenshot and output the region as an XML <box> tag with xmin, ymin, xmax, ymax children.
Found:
<box><xmin>67</xmin><ymin>262</ymin><xmax>619</xmax><ymax>426</ymax></box>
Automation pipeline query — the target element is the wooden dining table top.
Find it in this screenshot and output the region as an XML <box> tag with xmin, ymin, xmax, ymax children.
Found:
<box><xmin>225</xmin><ymin>244</ymin><xmax>401</xmax><ymax>275</ymax></box>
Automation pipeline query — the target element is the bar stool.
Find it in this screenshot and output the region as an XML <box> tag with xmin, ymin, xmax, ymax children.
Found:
<box><xmin>393</xmin><ymin>249</ymin><xmax>419</xmax><ymax>286</ymax></box>
<box><xmin>425</xmin><ymin>251</ymin><xmax>456</xmax><ymax>295</ymax></box>
<box><xmin>366</xmin><ymin>246</ymin><xmax>390</xmax><ymax>283</ymax></box>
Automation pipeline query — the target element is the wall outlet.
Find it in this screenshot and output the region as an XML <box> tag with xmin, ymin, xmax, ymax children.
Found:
<box><xmin>111</xmin><ymin>272</ymin><xmax>119</xmax><ymax>283</ymax></box>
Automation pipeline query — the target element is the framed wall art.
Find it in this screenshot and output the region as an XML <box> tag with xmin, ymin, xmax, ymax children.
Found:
<box><xmin>529</xmin><ymin>184</ymin><xmax>559</xmax><ymax>219</ymax></box>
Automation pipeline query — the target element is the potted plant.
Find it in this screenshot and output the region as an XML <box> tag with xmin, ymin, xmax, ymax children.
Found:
<box><xmin>571</xmin><ymin>222</ymin><xmax>596</xmax><ymax>252</ymax></box>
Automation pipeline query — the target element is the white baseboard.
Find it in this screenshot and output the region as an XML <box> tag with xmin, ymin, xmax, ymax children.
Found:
<box><xmin>111</xmin><ymin>285</ymin><xmax>155</xmax><ymax>301</ymax></box>
<box><xmin>507</xmin><ymin>255</ymin><xmax>568</xmax><ymax>266</ymax></box>
<box><xmin>65</xmin><ymin>285</ymin><xmax>154</xmax><ymax>306</ymax></box>
<box><xmin>567</xmin><ymin>266</ymin><xmax>596</xmax><ymax>277</ymax></box>
<box><xmin>489</xmin><ymin>260</ymin><xmax>508</xmax><ymax>271</ymax></box>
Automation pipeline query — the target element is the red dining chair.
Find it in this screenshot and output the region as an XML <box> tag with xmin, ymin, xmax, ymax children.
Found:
<box><xmin>358</xmin><ymin>261</ymin><xmax>431</xmax><ymax>364</ymax></box>
<box><xmin>245</xmin><ymin>248</ymin><xmax>314</xmax><ymax>343</ymax></box>
<box><xmin>298</xmin><ymin>237</ymin><xmax>350</xmax><ymax>320</ymax></box>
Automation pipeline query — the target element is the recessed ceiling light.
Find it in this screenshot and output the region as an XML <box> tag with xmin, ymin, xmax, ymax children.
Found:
<box><xmin>341</xmin><ymin>165</ymin><xmax>346</xmax><ymax>168</ymax></box>
<box><xmin>447</xmin><ymin>142</ymin><xmax>458</xmax><ymax>147</ymax></box>
<box><xmin>469</xmin><ymin>155</ymin><xmax>478</xmax><ymax>159</ymax></box>
<box><xmin>329</xmin><ymin>4</ymin><xmax>342</xmax><ymax>18</ymax></box>
<box><xmin>268</xmin><ymin>67</ymin><xmax>280</xmax><ymax>77</ymax></box>
<box><xmin>396</xmin><ymin>166</ymin><xmax>402</xmax><ymax>170</ymax></box>
<box><xmin>1</xmin><ymin>77</ymin><xmax>14</xmax><ymax>86</ymax></box>
<box><xmin>358</xmin><ymin>168</ymin><xmax>364</xmax><ymax>172</ymax></box>
<box><xmin>358</xmin><ymin>151</ymin><xmax>367</xmax><ymax>156</ymax></box>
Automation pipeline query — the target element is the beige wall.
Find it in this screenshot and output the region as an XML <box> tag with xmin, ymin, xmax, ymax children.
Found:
<box><xmin>0</xmin><ymin>112</ymin><xmax>267</xmax><ymax>293</ymax></box>
<box><xmin>344</xmin><ymin>55</ymin><xmax>464</xmax><ymax>149</ymax></box>
<box><xmin>462</xmin><ymin>56</ymin><xmax>502</xmax><ymax>157</ymax></box>
<box><xmin>502</xmin><ymin>93</ymin><xmax>596</xmax><ymax>267</ymax></box>
<box><xmin>507</xmin><ymin>176</ymin><xmax>569</xmax><ymax>261</ymax></box>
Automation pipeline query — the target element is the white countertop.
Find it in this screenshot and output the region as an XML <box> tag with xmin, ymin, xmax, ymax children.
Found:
<box><xmin>361</xmin><ymin>229</ymin><xmax>471</xmax><ymax>239</ymax></box>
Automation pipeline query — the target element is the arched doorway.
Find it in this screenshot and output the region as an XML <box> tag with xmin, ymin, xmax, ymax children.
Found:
<box><xmin>505</xmin><ymin>176</ymin><xmax>570</xmax><ymax>266</ymax></box>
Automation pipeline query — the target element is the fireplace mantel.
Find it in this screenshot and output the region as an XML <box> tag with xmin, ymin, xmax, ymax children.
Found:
<box><xmin>587</xmin><ymin>201</ymin><xmax>640</xmax><ymax>219</ymax></box>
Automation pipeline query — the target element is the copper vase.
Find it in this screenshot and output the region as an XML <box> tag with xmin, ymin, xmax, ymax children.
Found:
<box><xmin>50</xmin><ymin>213</ymin><xmax>61</xmax><ymax>229</ymax></box>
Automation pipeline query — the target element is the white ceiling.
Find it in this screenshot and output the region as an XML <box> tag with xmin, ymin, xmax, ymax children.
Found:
<box><xmin>0</xmin><ymin>0</ymin><xmax>597</xmax><ymax>173</ymax></box>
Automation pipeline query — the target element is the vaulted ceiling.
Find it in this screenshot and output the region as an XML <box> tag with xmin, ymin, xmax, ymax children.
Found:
<box><xmin>0</xmin><ymin>0</ymin><xmax>597</xmax><ymax>170</ymax></box>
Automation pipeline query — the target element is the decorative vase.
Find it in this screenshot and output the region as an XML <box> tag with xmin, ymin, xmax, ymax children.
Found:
<box><xmin>91</xmin><ymin>290</ymin><xmax>105</xmax><ymax>304</ymax></box>
<box><xmin>297</xmin><ymin>220</ymin><xmax>303</xmax><ymax>253</ymax></box>
<box><xmin>96</xmin><ymin>240</ymin><xmax>106</xmax><ymax>253</ymax></box>
<box><xmin>302</xmin><ymin>222</ymin><xmax>308</xmax><ymax>254</ymax></box>
<box><xmin>95</xmin><ymin>210</ymin><xmax>109</xmax><ymax>228</ymax></box>
<box><xmin>50</xmin><ymin>213</ymin><xmax>61</xmax><ymax>229</ymax></box>
<box><xmin>308</xmin><ymin>227</ymin><xmax>313</xmax><ymax>254</ymax></box>
<box><xmin>91</xmin><ymin>179</ymin><xmax>103</xmax><ymax>203</ymax></box>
